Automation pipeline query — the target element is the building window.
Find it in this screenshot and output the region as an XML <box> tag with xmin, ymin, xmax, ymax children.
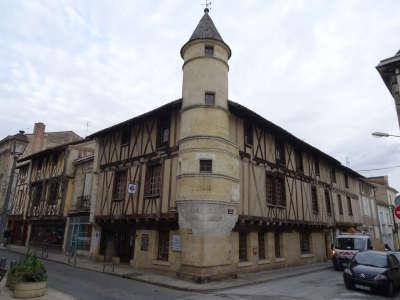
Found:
<box><xmin>47</xmin><ymin>179</ymin><xmax>59</xmax><ymax>205</ymax></box>
<box><xmin>121</xmin><ymin>127</ymin><xmax>130</xmax><ymax>146</ymax></box>
<box><xmin>275</xmin><ymin>140</ymin><xmax>285</xmax><ymax>167</ymax></box>
<box><xmin>205</xmin><ymin>92</ymin><xmax>215</xmax><ymax>105</ymax></box>
<box><xmin>157</xmin><ymin>231</ymin><xmax>169</xmax><ymax>261</ymax></box>
<box><xmin>338</xmin><ymin>194</ymin><xmax>343</xmax><ymax>215</ymax></box>
<box><xmin>145</xmin><ymin>164</ymin><xmax>161</xmax><ymax>197</ymax></box>
<box><xmin>244</xmin><ymin>121</ymin><xmax>253</xmax><ymax>146</ymax></box>
<box><xmin>156</xmin><ymin>117</ymin><xmax>170</xmax><ymax>147</ymax></box>
<box><xmin>37</xmin><ymin>159</ymin><xmax>43</xmax><ymax>171</ymax></box>
<box><xmin>347</xmin><ymin>196</ymin><xmax>353</xmax><ymax>216</ymax></box>
<box><xmin>239</xmin><ymin>232</ymin><xmax>248</xmax><ymax>262</ymax></box>
<box><xmin>31</xmin><ymin>182</ymin><xmax>43</xmax><ymax>206</ymax></box>
<box><xmin>199</xmin><ymin>159</ymin><xmax>212</xmax><ymax>174</ymax></box>
<box><xmin>295</xmin><ymin>149</ymin><xmax>303</xmax><ymax>173</ymax></box>
<box><xmin>315</xmin><ymin>159</ymin><xmax>320</xmax><ymax>176</ymax></box>
<box><xmin>112</xmin><ymin>170</ymin><xmax>127</xmax><ymax>201</ymax></box>
<box><xmin>344</xmin><ymin>174</ymin><xmax>349</xmax><ymax>189</ymax></box>
<box><xmin>325</xmin><ymin>189</ymin><xmax>332</xmax><ymax>216</ymax></box>
<box><xmin>205</xmin><ymin>45</ymin><xmax>214</xmax><ymax>56</ymax></box>
<box><xmin>258</xmin><ymin>232</ymin><xmax>266</xmax><ymax>260</ymax></box>
<box><xmin>330</xmin><ymin>167</ymin><xmax>336</xmax><ymax>183</ymax></box>
<box><xmin>300</xmin><ymin>231</ymin><xmax>311</xmax><ymax>254</ymax></box>
<box><xmin>311</xmin><ymin>186</ymin><xmax>318</xmax><ymax>214</ymax></box>
<box><xmin>266</xmin><ymin>172</ymin><xmax>286</xmax><ymax>207</ymax></box>
<box><xmin>274</xmin><ymin>232</ymin><xmax>282</xmax><ymax>258</ymax></box>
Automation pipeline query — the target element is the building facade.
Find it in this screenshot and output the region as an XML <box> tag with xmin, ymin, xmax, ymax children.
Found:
<box><xmin>358</xmin><ymin>180</ymin><xmax>380</xmax><ymax>243</ymax></box>
<box><xmin>367</xmin><ymin>176</ymin><xmax>399</xmax><ymax>249</ymax></box>
<box><xmin>85</xmin><ymin>9</ymin><xmax>366</xmax><ymax>281</ymax></box>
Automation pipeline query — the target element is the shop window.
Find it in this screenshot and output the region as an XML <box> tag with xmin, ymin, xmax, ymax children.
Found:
<box><xmin>274</xmin><ymin>232</ymin><xmax>282</xmax><ymax>258</ymax></box>
<box><xmin>199</xmin><ymin>159</ymin><xmax>212</xmax><ymax>174</ymax></box>
<box><xmin>311</xmin><ymin>186</ymin><xmax>318</xmax><ymax>214</ymax></box>
<box><xmin>300</xmin><ymin>231</ymin><xmax>311</xmax><ymax>254</ymax></box>
<box><xmin>112</xmin><ymin>170</ymin><xmax>127</xmax><ymax>201</ymax></box>
<box><xmin>205</xmin><ymin>92</ymin><xmax>215</xmax><ymax>105</ymax></box>
<box><xmin>325</xmin><ymin>189</ymin><xmax>332</xmax><ymax>216</ymax></box>
<box><xmin>145</xmin><ymin>164</ymin><xmax>161</xmax><ymax>197</ymax></box>
<box><xmin>205</xmin><ymin>45</ymin><xmax>214</xmax><ymax>56</ymax></box>
<box><xmin>258</xmin><ymin>232</ymin><xmax>266</xmax><ymax>260</ymax></box>
<box><xmin>347</xmin><ymin>196</ymin><xmax>353</xmax><ymax>216</ymax></box>
<box><xmin>244</xmin><ymin>122</ymin><xmax>253</xmax><ymax>146</ymax></box>
<box><xmin>337</xmin><ymin>194</ymin><xmax>343</xmax><ymax>215</ymax></box>
<box><xmin>156</xmin><ymin>117</ymin><xmax>170</xmax><ymax>147</ymax></box>
<box><xmin>157</xmin><ymin>231</ymin><xmax>169</xmax><ymax>261</ymax></box>
<box><xmin>275</xmin><ymin>140</ymin><xmax>285</xmax><ymax>167</ymax></box>
<box><xmin>239</xmin><ymin>232</ymin><xmax>248</xmax><ymax>262</ymax></box>
<box><xmin>266</xmin><ymin>172</ymin><xmax>286</xmax><ymax>207</ymax></box>
<box><xmin>295</xmin><ymin>149</ymin><xmax>303</xmax><ymax>173</ymax></box>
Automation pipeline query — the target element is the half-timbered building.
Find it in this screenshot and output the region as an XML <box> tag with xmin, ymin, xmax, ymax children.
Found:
<box><xmin>87</xmin><ymin>9</ymin><xmax>368</xmax><ymax>281</ymax></box>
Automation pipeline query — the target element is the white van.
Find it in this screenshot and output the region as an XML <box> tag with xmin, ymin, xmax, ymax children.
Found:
<box><xmin>331</xmin><ymin>234</ymin><xmax>373</xmax><ymax>270</ymax></box>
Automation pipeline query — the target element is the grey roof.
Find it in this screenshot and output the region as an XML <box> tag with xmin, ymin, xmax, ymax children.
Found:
<box><xmin>189</xmin><ymin>10</ymin><xmax>223</xmax><ymax>42</ymax></box>
<box><xmin>181</xmin><ymin>9</ymin><xmax>231</xmax><ymax>58</ymax></box>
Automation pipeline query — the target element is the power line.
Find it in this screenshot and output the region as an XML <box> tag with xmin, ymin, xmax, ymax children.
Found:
<box><xmin>357</xmin><ymin>165</ymin><xmax>400</xmax><ymax>172</ymax></box>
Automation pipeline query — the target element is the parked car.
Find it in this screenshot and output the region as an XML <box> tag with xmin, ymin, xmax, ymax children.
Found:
<box><xmin>343</xmin><ymin>250</ymin><xmax>400</xmax><ymax>297</ymax></box>
<box><xmin>332</xmin><ymin>234</ymin><xmax>372</xmax><ymax>270</ymax></box>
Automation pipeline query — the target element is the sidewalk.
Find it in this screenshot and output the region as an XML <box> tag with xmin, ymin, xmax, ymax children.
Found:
<box><xmin>1</xmin><ymin>244</ymin><xmax>331</xmax><ymax>292</ymax></box>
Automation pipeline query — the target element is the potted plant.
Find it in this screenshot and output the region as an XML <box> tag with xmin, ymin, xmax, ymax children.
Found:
<box><xmin>6</xmin><ymin>252</ymin><xmax>47</xmax><ymax>298</ymax></box>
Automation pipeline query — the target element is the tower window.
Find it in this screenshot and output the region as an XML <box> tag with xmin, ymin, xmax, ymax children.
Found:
<box><xmin>200</xmin><ymin>159</ymin><xmax>212</xmax><ymax>173</ymax></box>
<box><xmin>205</xmin><ymin>92</ymin><xmax>215</xmax><ymax>105</ymax></box>
<box><xmin>205</xmin><ymin>45</ymin><xmax>214</xmax><ymax>57</ymax></box>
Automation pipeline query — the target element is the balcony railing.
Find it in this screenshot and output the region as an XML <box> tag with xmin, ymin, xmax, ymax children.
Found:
<box><xmin>74</xmin><ymin>195</ymin><xmax>90</xmax><ymax>211</ymax></box>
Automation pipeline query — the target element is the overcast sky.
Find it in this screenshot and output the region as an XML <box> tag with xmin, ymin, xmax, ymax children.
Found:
<box><xmin>1</xmin><ymin>0</ymin><xmax>400</xmax><ymax>190</ymax></box>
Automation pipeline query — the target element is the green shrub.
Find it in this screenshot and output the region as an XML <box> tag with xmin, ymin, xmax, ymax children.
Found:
<box><xmin>7</xmin><ymin>252</ymin><xmax>47</xmax><ymax>283</ymax></box>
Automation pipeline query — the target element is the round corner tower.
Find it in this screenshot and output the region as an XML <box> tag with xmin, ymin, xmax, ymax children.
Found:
<box><xmin>177</xmin><ymin>8</ymin><xmax>240</xmax><ymax>280</ymax></box>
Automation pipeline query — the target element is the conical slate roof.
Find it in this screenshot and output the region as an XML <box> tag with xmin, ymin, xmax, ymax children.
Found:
<box><xmin>181</xmin><ymin>9</ymin><xmax>231</xmax><ymax>58</ymax></box>
<box><xmin>189</xmin><ymin>9</ymin><xmax>224</xmax><ymax>42</ymax></box>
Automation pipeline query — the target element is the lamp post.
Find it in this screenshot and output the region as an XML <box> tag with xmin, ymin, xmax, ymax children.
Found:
<box><xmin>0</xmin><ymin>131</ymin><xmax>27</xmax><ymax>245</ymax></box>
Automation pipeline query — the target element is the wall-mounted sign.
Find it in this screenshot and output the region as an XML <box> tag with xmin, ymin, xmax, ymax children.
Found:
<box><xmin>172</xmin><ymin>235</ymin><xmax>181</xmax><ymax>252</ymax></box>
<box><xmin>140</xmin><ymin>234</ymin><xmax>149</xmax><ymax>251</ymax></box>
<box><xmin>227</xmin><ymin>209</ymin><xmax>234</xmax><ymax>214</ymax></box>
<box><xmin>127</xmin><ymin>183</ymin><xmax>137</xmax><ymax>194</ymax></box>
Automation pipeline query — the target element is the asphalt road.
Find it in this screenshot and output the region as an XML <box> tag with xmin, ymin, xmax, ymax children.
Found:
<box><xmin>0</xmin><ymin>249</ymin><xmax>398</xmax><ymax>300</ymax></box>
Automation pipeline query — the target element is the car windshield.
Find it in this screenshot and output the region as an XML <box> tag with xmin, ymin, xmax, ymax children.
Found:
<box><xmin>354</xmin><ymin>252</ymin><xmax>388</xmax><ymax>268</ymax></box>
<box><xmin>335</xmin><ymin>237</ymin><xmax>365</xmax><ymax>250</ymax></box>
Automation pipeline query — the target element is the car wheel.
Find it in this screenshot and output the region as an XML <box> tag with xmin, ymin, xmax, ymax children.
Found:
<box><xmin>344</xmin><ymin>279</ymin><xmax>353</xmax><ymax>290</ymax></box>
<box><xmin>386</xmin><ymin>281</ymin><xmax>394</xmax><ymax>298</ymax></box>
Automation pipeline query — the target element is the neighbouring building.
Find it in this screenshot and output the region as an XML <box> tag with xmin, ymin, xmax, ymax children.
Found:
<box><xmin>358</xmin><ymin>179</ymin><xmax>381</xmax><ymax>245</ymax></box>
<box><xmin>7</xmin><ymin>139</ymin><xmax>94</xmax><ymax>252</ymax></box>
<box><xmin>376</xmin><ymin>50</ymin><xmax>400</xmax><ymax>127</ymax></box>
<box><xmin>367</xmin><ymin>176</ymin><xmax>399</xmax><ymax>250</ymax></box>
<box><xmin>85</xmin><ymin>9</ymin><xmax>366</xmax><ymax>281</ymax></box>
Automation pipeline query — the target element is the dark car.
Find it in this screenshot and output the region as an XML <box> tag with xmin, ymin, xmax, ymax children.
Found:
<box><xmin>343</xmin><ymin>250</ymin><xmax>400</xmax><ymax>297</ymax></box>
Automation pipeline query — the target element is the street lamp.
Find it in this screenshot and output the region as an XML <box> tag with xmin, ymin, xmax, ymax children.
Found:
<box><xmin>0</xmin><ymin>131</ymin><xmax>28</xmax><ymax>245</ymax></box>
<box><xmin>372</xmin><ymin>132</ymin><xmax>400</xmax><ymax>138</ymax></box>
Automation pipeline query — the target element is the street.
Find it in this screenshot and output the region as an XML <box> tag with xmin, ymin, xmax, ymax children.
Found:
<box><xmin>0</xmin><ymin>249</ymin><xmax>397</xmax><ymax>299</ymax></box>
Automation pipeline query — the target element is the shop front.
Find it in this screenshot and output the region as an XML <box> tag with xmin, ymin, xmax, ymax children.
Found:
<box><xmin>65</xmin><ymin>215</ymin><xmax>92</xmax><ymax>255</ymax></box>
<box><xmin>29</xmin><ymin>219</ymin><xmax>66</xmax><ymax>250</ymax></box>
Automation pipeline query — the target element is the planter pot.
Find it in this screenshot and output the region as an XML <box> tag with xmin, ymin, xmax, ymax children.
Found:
<box><xmin>13</xmin><ymin>281</ymin><xmax>47</xmax><ymax>299</ymax></box>
<box><xmin>6</xmin><ymin>275</ymin><xmax>17</xmax><ymax>290</ymax></box>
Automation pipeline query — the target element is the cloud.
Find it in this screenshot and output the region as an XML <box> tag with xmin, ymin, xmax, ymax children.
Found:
<box><xmin>0</xmin><ymin>0</ymin><xmax>400</xmax><ymax>190</ymax></box>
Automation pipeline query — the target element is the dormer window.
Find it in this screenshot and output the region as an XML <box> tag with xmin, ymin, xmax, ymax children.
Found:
<box><xmin>205</xmin><ymin>92</ymin><xmax>215</xmax><ymax>105</ymax></box>
<box><xmin>205</xmin><ymin>45</ymin><xmax>214</xmax><ymax>57</ymax></box>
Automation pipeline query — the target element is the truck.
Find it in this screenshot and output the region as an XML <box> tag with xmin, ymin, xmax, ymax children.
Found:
<box><xmin>331</xmin><ymin>233</ymin><xmax>373</xmax><ymax>270</ymax></box>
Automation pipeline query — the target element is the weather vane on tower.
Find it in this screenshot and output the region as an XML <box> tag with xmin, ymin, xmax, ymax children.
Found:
<box><xmin>202</xmin><ymin>0</ymin><xmax>211</xmax><ymax>13</ymax></box>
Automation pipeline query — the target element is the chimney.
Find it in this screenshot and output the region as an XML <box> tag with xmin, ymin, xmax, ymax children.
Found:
<box><xmin>31</xmin><ymin>122</ymin><xmax>46</xmax><ymax>153</ymax></box>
